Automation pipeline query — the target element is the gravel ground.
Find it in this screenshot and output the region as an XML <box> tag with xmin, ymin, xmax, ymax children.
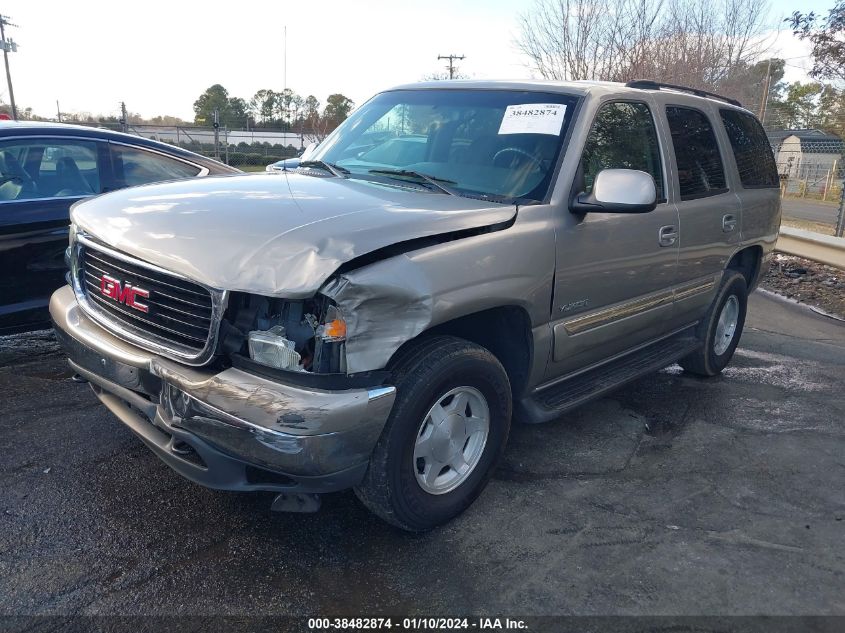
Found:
<box><xmin>0</xmin><ymin>292</ymin><xmax>843</xmax><ymax>622</ymax></box>
<box><xmin>761</xmin><ymin>254</ymin><xmax>845</xmax><ymax>320</ymax></box>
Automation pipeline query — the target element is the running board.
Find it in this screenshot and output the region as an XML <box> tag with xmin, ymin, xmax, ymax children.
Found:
<box><xmin>517</xmin><ymin>333</ymin><xmax>701</xmax><ymax>424</ymax></box>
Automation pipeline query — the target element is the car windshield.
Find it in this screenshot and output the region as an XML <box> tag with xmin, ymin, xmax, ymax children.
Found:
<box><xmin>312</xmin><ymin>89</ymin><xmax>579</xmax><ymax>203</ymax></box>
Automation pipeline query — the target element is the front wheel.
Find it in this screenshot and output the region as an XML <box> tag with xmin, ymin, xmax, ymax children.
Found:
<box><xmin>355</xmin><ymin>336</ymin><xmax>512</xmax><ymax>531</ymax></box>
<box><xmin>680</xmin><ymin>271</ymin><xmax>748</xmax><ymax>377</ymax></box>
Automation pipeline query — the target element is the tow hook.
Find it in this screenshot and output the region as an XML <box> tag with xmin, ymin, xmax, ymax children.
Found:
<box><xmin>271</xmin><ymin>492</ymin><xmax>322</xmax><ymax>513</ymax></box>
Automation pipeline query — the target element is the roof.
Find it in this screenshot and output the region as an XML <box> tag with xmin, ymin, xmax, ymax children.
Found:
<box><xmin>0</xmin><ymin>121</ymin><xmax>239</xmax><ymax>172</ymax></box>
<box><xmin>772</xmin><ymin>129</ymin><xmax>845</xmax><ymax>155</ymax></box>
<box><xmin>385</xmin><ymin>79</ymin><xmax>752</xmax><ymax>111</ymax></box>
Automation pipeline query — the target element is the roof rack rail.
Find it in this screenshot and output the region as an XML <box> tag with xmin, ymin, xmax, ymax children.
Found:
<box><xmin>625</xmin><ymin>80</ymin><xmax>742</xmax><ymax>108</ymax></box>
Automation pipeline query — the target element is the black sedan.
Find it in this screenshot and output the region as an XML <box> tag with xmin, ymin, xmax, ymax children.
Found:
<box><xmin>0</xmin><ymin>122</ymin><xmax>239</xmax><ymax>334</ymax></box>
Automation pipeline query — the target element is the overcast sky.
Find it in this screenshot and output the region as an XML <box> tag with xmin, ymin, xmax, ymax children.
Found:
<box><xmin>0</xmin><ymin>0</ymin><xmax>832</xmax><ymax>121</ymax></box>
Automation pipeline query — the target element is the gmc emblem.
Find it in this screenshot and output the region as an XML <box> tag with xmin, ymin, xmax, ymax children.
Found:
<box><xmin>99</xmin><ymin>275</ymin><xmax>150</xmax><ymax>313</ymax></box>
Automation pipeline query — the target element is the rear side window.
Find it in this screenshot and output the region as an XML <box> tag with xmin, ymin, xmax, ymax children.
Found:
<box><xmin>580</xmin><ymin>101</ymin><xmax>664</xmax><ymax>200</ymax></box>
<box><xmin>666</xmin><ymin>106</ymin><xmax>727</xmax><ymax>200</ymax></box>
<box><xmin>111</xmin><ymin>145</ymin><xmax>202</xmax><ymax>188</ymax></box>
<box><xmin>719</xmin><ymin>109</ymin><xmax>779</xmax><ymax>188</ymax></box>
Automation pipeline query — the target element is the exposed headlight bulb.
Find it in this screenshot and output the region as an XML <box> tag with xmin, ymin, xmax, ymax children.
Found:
<box><xmin>247</xmin><ymin>325</ymin><xmax>303</xmax><ymax>371</ymax></box>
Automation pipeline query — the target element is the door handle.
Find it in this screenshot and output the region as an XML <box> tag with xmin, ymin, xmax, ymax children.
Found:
<box><xmin>722</xmin><ymin>214</ymin><xmax>737</xmax><ymax>232</ymax></box>
<box><xmin>658</xmin><ymin>225</ymin><xmax>677</xmax><ymax>247</ymax></box>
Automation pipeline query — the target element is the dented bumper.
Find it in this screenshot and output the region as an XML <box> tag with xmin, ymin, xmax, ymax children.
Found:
<box><xmin>49</xmin><ymin>285</ymin><xmax>396</xmax><ymax>493</ymax></box>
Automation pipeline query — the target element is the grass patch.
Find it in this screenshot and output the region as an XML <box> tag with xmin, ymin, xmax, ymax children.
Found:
<box><xmin>781</xmin><ymin>218</ymin><xmax>837</xmax><ymax>236</ymax></box>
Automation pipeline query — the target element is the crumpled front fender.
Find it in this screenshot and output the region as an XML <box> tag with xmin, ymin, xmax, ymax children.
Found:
<box><xmin>320</xmin><ymin>256</ymin><xmax>435</xmax><ymax>374</ymax></box>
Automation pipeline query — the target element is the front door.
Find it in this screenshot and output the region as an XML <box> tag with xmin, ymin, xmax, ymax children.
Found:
<box><xmin>0</xmin><ymin>137</ymin><xmax>108</xmax><ymax>332</ymax></box>
<box><xmin>547</xmin><ymin>100</ymin><xmax>680</xmax><ymax>378</ymax></box>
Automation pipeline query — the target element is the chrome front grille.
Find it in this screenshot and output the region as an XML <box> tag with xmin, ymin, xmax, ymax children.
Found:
<box><xmin>73</xmin><ymin>234</ymin><xmax>225</xmax><ymax>365</ymax></box>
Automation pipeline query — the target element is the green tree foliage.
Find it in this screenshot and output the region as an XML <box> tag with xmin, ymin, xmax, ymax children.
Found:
<box><xmin>789</xmin><ymin>2</ymin><xmax>845</xmax><ymax>82</ymax></box>
<box><xmin>250</xmin><ymin>89</ymin><xmax>277</xmax><ymax>124</ymax></box>
<box><xmin>192</xmin><ymin>86</ymin><xmax>353</xmax><ymax>132</ymax></box>
<box><xmin>193</xmin><ymin>84</ymin><xmax>229</xmax><ymax>125</ymax></box>
<box><xmin>765</xmin><ymin>81</ymin><xmax>845</xmax><ymax>138</ymax></box>
<box><xmin>192</xmin><ymin>84</ymin><xmax>250</xmax><ymax>127</ymax></box>
<box><xmin>323</xmin><ymin>94</ymin><xmax>355</xmax><ymax>127</ymax></box>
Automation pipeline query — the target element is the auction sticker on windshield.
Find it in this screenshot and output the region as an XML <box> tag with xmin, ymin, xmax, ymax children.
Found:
<box><xmin>498</xmin><ymin>103</ymin><xmax>567</xmax><ymax>136</ymax></box>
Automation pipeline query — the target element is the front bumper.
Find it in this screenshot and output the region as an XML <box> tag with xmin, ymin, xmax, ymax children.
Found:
<box><xmin>50</xmin><ymin>285</ymin><xmax>396</xmax><ymax>493</ymax></box>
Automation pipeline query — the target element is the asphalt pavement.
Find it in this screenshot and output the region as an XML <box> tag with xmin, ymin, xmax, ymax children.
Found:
<box><xmin>1</xmin><ymin>291</ymin><xmax>843</xmax><ymax>618</ymax></box>
<box><xmin>781</xmin><ymin>198</ymin><xmax>841</xmax><ymax>225</ymax></box>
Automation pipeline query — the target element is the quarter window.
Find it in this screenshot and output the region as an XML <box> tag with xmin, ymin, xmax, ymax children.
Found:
<box><xmin>666</xmin><ymin>106</ymin><xmax>727</xmax><ymax>199</ymax></box>
<box><xmin>111</xmin><ymin>145</ymin><xmax>202</xmax><ymax>187</ymax></box>
<box><xmin>580</xmin><ymin>102</ymin><xmax>664</xmax><ymax>200</ymax></box>
<box><xmin>719</xmin><ymin>109</ymin><xmax>779</xmax><ymax>188</ymax></box>
<box><xmin>0</xmin><ymin>139</ymin><xmax>102</xmax><ymax>202</ymax></box>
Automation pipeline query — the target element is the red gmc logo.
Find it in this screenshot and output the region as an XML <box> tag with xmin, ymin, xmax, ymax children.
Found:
<box><xmin>99</xmin><ymin>275</ymin><xmax>150</xmax><ymax>313</ymax></box>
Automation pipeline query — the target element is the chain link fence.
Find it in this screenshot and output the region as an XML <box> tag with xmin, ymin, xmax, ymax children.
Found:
<box><xmin>767</xmin><ymin>131</ymin><xmax>845</xmax><ymax>237</ymax></box>
<box><xmin>94</xmin><ymin>122</ymin><xmax>323</xmax><ymax>172</ymax></box>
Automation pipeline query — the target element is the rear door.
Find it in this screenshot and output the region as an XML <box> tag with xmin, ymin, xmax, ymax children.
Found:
<box><xmin>662</xmin><ymin>105</ymin><xmax>742</xmax><ymax>327</ymax></box>
<box><xmin>717</xmin><ymin>108</ymin><xmax>781</xmax><ymax>260</ymax></box>
<box><xmin>548</xmin><ymin>99</ymin><xmax>679</xmax><ymax>377</ymax></box>
<box><xmin>0</xmin><ymin>136</ymin><xmax>110</xmax><ymax>332</ymax></box>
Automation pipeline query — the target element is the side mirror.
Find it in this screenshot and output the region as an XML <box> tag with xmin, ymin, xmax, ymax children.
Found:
<box><xmin>570</xmin><ymin>168</ymin><xmax>657</xmax><ymax>214</ymax></box>
<box><xmin>300</xmin><ymin>142</ymin><xmax>318</xmax><ymax>161</ymax></box>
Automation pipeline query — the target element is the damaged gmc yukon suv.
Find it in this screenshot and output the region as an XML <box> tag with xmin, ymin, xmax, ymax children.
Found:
<box><xmin>51</xmin><ymin>80</ymin><xmax>780</xmax><ymax>530</ymax></box>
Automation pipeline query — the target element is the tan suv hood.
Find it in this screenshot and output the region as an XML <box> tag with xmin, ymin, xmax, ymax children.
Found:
<box><xmin>71</xmin><ymin>172</ymin><xmax>515</xmax><ymax>298</ymax></box>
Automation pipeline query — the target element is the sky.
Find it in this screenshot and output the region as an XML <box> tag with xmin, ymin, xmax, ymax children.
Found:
<box><xmin>0</xmin><ymin>0</ymin><xmax>834</xmax><ymax>121</ymax></box>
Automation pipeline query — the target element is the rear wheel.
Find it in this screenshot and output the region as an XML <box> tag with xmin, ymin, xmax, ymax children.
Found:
<box><xmin>355</xmin><ymin>336</ymin><xmax>512</xmax><ymax>531</ymax></box>
<box><xmin>680</xmin><ymin>271</ymin><xmax>748</xmax><ymax>376</ymax></box>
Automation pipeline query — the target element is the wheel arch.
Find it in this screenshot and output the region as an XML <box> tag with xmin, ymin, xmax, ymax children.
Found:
<box><xmin>388</xmin><ymin>305</ymin><xmax>534</xmax><ymax>400</ymax></box>
<box><xmin>726</xmin><ymin>244</ymin><xmax>764</xmax><ymax>290</ymax></box>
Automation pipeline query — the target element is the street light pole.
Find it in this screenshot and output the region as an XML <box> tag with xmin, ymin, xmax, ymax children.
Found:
<box><xmin>0</xmin><ymin>15</ymin><xmax>18</xmax><ymax>120</ymax></box>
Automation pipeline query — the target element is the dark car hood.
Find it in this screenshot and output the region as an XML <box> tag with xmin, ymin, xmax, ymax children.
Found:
<box><xmin>71</xmin><ymin>172</ymin><xmax>515</xmax><ymax>297</ymax></box>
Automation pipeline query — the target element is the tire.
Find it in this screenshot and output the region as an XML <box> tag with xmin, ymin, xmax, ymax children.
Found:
<box><xmin>354</xmin><ymin>335</ymin><xmax>512</xmax><ymax>531</ymax></box>
<box><xmin>679</xmin><ymin>270</ymin><xmax>748</xmax><ymax>377</ymax></box>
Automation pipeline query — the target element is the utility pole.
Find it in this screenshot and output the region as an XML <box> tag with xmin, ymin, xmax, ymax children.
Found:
<box><xmin>0</xmin><ymin>14</ymin><xmax>18</xmax><ymax>120</ymax></box>
<box><xmin>758</xmin><ymin>58</ymin><xmax>772</xmax><ymax>124</ymax></box>
<box><xmin>120</xmin><ymin>101</ymin><xmax>128</xmax><ymax>133</ymax></box>
<box><xmin>283</xmin><ymin>25</ymin><xmax>288</xmax><ymax>130</ymax></box>
<box><xmin>56</xmin><ymin>100</ymin><xmax>61</xmax><ymax>122</ymax></box>
<box><xmin>212</xmin><ymin>108</ymin><xmax>220</xmax><ymax>159</ymax></box>
<box><xmin>437</xmin><ymin>54</ymin><xmax>465</xmax><ymax>80</ymax></box>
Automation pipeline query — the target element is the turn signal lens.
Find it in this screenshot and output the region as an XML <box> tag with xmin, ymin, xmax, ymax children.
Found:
<box><xmin>322</xmin><ymin>318</ymin><xmax>347</xmax><ymax>341</ymax></box>
<box><xmin>320</xmin><ymin>305</ymin><xmax>347</xmax><ymax>342</ymax></box>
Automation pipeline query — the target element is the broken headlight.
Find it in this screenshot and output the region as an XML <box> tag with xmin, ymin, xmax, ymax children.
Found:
<box><xmin>248</xmin><ymin>325</ymin><xmax>303</xmax><ymax>371</ymax></box>
<box><xmin>223</xmin><ymin>293</ymin><xmax>347</xmax><ymax>374</ymax></box>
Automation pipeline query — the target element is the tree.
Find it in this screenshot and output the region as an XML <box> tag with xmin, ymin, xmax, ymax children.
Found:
<box><xmin>789</xmin><ymin>2</ymin><xmax>845</xmax><ymax>83</ymax></box>
<box><xmin>250</xmin><ymin>89</ymin><xmax>277</xmax><ymax>124</ymax></box>
<box><xmin>192</xmin><ymin>84</ymin><xmax>247</xmax><ymax>127</ymax></box>
<box><xmin>304</xmin><ymin>95</ymin><xmax>320</xmax><ymax>125</ymax></box>
<box><xmin>719</xmin><ymin>57</ymin><xmax>786</xmax><ymax>113</ymax></box>
<box><xmin>228</xmin><ymin>97</ymin><xmax>248</xmax><ymax>126</ymax></box>
<box><xmin>277</xmin><ymin>88</ymin><xmax>297</xmax><ymax>128</ymax></box>
<box><xmin>323</xmin><ymin>94</ymin><xmax>354</xmax><ymax>127</ymax></box>
<box><xmin>517</xmin><ymin>0</ymin><xmax>769</xmax><ymax>92</ymax></box>
<box><xmin>781</xmin><ymin>82</ymin><xmax>824</xmax><ymax>128</ymax></box>
<box><xmin>193</xmin><ymin>84</ymin><xmax>230</xmax><ymax>126</ymax></box>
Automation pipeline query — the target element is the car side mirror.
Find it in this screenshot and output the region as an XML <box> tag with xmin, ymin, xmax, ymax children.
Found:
<box><xmin>570</xmin><ymin>168</ymin><xmax>658</xmax><ymax>214</ymax></box>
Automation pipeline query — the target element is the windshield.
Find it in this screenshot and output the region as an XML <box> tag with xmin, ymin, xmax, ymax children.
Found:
<box><xmin>312</xmin><ymin>89</ymin><xmax>579</xmax><ymax>203</ymax></box>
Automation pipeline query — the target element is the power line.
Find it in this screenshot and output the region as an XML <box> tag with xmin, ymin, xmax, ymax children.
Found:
<box><xmin>437</xmin><ymin>54</ymin><xmax>465</xmax><ymax>80</ymax></box>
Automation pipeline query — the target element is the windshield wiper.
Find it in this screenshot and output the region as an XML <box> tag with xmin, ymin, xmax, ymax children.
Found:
<box><xmin>368</xmin><ymin>169</ymin><xmax>459</xmax><ymax>195</ymax></box>
<box><xmin>298</xmin><ymin>160</ymin><xmax>350</xmax><ymax>178</ymax></box>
